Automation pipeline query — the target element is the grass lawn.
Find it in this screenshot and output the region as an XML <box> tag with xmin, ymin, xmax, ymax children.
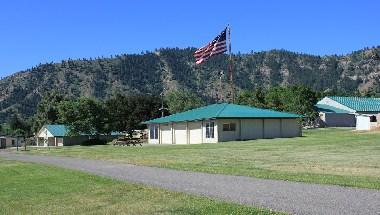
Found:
<box><xmin>21</xmin><ymin>128</ymin><xmax>380</xmax><ymax>190</ymax></box>
<box><xmin>0</xmin><ymin>160</ymin><xmax>281</xmax><ymax>215</ymax></box>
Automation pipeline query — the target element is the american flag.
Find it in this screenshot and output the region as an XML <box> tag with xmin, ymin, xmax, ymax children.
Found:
<box><xmin>194</xmin><ymin>28</ymin><xmax>227</xmax><ymax>65</ymax></box>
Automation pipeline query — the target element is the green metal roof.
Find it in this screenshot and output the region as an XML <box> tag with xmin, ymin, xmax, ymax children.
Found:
<box><xmin>328</xmin><ymin>96</ymin><xmax>380</xmax><ymax>112</ymax></box>
<box><xmin>144</xmin><ymin>103</ymin><xmax>302</xmax><ymax>124</ymax></box>
<box><xmin>45</xmin><ymin>124</ymin><xmax>124</xmax><ymax>136</ymax></box>
<box><xmin>46</xmin><ymin>124</ymin><xmax>68</xmax><ymax>136</ymax></box>
<box><xmin>315</xmin><ymin>104</ymin><xmax>350</xmax><ymax>114</ymax></box>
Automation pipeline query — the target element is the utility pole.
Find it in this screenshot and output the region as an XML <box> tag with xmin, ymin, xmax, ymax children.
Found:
<box><xmin>159</xmin><ymin>89</ymin><xmax>167</xmax><ymax>117</ymax></box>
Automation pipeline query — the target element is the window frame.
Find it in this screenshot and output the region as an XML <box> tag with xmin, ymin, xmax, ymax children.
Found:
<box><xmin>149</xmin><ymin>125</ymin><xmax>159</xmax><ymax>140</ymax></box>
<box><xmin>205</xmin><ymin>121</ymin><xmax>215</xmax><ymax>139</ymax></box>
<box><xmin>222</xmin><ymin>123</ymin><xmax>236</xmax><ymax>131</ymax></box>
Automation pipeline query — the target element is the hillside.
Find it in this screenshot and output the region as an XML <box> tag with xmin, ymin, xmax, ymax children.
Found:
<box><xmin>1</xmin><ymin>46</ymin><xmax>380</xmax><ymax>123</ymax></box>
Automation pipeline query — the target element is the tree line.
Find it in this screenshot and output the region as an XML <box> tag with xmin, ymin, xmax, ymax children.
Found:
<box><xmin>1</xmin><ymin>85</ymin><xmax>377</xmax><ymax>139</ymax></box>
<box><xmin>0</xmin><ymin>89</ymin><xmax>205</xmax><ymax>139</ymax></box>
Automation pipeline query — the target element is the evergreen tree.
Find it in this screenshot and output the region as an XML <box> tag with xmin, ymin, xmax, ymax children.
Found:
<box><xmin>164</xmin><ymin>90</ymin><xmax>205</xmax><ymax>114</ymax></box>
<box><xmin>58</xmin><ymin>98</ymin><xmax>107</xmax><ymax>137</ymax></box>
<box><xmin>32</xmin><ymin>91</ymin><xmax>67</xmax><ymax>132</ymax></box>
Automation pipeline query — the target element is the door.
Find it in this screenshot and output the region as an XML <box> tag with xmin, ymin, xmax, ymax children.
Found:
<box><xmin>0</xmin><ymin>138</ymin><xmax>6</xmax><ymax>149</ymax></box>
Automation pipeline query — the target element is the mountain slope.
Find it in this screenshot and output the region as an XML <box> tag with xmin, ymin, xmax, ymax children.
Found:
<box><xmin>1</xmin><ymin>47</ymin><xmax>380</xmax><ymax>123</ymax></box>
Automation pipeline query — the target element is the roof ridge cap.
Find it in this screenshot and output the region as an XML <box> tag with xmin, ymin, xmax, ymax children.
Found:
<box><xmin>215</xmin><ymin>103</ymin><xmax>229</xmax><ymax>118</ymax></box>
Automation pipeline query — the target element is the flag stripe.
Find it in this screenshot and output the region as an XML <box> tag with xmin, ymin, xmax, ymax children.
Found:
<box><xmin>194</xmin><ymin>28</ymin><xmax>227</xmax><ymax>64</ymax></box>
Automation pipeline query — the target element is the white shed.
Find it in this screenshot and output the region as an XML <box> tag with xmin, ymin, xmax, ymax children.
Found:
<box><xmin>356</xmin><ymin>114</ymin><xmax>380</xmax><ymax>131</ymax></box>
<box><xmin>144</xmin><ymin>103</ymin><xmax>302</xmax><ymax>144</ymax></box>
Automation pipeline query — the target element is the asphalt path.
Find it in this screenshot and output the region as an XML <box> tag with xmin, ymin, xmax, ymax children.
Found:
<box><xmin>1</xmin><ymin>151</ymin><xmax>379</xmax><ymax>215</ymax></box>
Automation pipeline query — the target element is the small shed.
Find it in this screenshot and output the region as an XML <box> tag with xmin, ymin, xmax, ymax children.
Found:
<box><xmin>0</xmin><ymin>136</ymin><xmax>24</xmax><ymax>149</ymax></box>
<box><xmin>143</xmin><ymin>103</ymin><xmax>302</xmax><ymax>144</ymax></box>
<box><xmin>36</xmin><ymin>125</ymin><xmax>123</xmax><ymax>147</ymax></box>
<box><xmin>356</xmin><ymin>114</ymin><xmax>380</xmax><ymax>130</ymax></box>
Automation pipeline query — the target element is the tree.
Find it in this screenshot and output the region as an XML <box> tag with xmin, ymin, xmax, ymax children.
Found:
<box><xmin>106</xmin><ymin>94</ymin><xmax>161</xmax><ymax>135</ymax></box>
<box><xmin>32</xmin><ymin>91</ymin><xmax>67</xmax><ymax>133</ymax></box>
<box><xmin>164</xmin><ymin>90</ymin><xmax>205</xmax><ymax>114</ymax></box>
<box><xmin>9</xmin><ymin>115</ymin><xmax>31</xmax><ymax>136</ymax></box>
<box><xmin>8</xmin><ymin>115</ymin><xmax>32</xmax><ymax>150</ymax></box>
<box><xmin>237</xmin><ymin>86</ymin><xmax>319</xmax><ymax>122</ymax></box>
<box><xmin>58</xmin><ymin>98</ymin><xmax>107</xmax><ymax>137</ymax></box>
<box><xmin>265</xmin><ymin>87</ymin><xmax>286</xmax><ymax>111</ymax></box>
<box><xmin>0</xmin><ymin>123</ymin><xmax>11</xmax><ymax>136</ymax></box>
<box><xmin>236</xmin><ymin>87</ymin><xmax>266</xmax><ymax>108</ymax></box>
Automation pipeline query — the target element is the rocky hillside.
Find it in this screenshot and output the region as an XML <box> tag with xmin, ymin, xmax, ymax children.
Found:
<box><xmin>1</xmin><ymin>46</ymin><xmax>380</xmax><ymax>123</ymax></box>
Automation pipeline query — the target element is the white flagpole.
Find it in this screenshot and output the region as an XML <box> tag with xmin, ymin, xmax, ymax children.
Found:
<box><xmin>228</xmin><ymin>25</ymin><xmax>234</xmax><ymax>103</ymax></box>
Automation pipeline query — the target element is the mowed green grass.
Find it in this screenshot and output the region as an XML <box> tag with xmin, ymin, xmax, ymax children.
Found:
<box><xmin>0</xmin><ymin>160</ymin><xmax>281</xmax><ymax>215</ymax></box>
<box><xmin>24</xmin><ymin>128</ymin><xmax>380</xmax><ymax>189</ymax></box>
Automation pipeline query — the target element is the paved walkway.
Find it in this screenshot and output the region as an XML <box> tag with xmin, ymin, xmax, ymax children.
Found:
<box><xmin>0</xmin><ymin>152</ymin><xmax>379</xmax><ymax>215</ymax></box>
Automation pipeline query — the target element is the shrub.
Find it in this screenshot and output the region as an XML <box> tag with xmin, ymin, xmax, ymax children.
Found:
<box><xmin>80</xmin><ymin>138</ymin><xmax>107</xmax><ymax>146</ymax></box>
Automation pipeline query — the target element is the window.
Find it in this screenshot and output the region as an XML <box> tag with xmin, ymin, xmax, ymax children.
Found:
<box><xmin>149</xmin><ymin>125</ymin><xmax>159</xmax><ymax>139</ymax></box>
<box><xmin>223</xmin><ymin>123</ymin><xmax>236</xmax><ymax>131</ymax></box>
<box><xmin>205</xmin><ymin>121</ymin><xmax>215</xmax><ymax>139</ymax></box>
<box><xmin>370</xmin><ymin>115</ymin><xmax>377</xmax><ymax>122</ymax></box>
<box><xmin>11</xmin><ymin>140</ymin><xmax>15</xmax><ymax>146</ymax></box>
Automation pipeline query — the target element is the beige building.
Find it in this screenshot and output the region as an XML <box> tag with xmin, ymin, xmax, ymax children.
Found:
<box><xmin>316</xmin><ymin>96</ymin><xmax>380</xmax><ymax>130</ymax></box>
<box><xmin>144</xmin><ymin>103</ymin><xmax>302</xmax><ymax>144</ymax></box>
<box><xmin>0</xmin><ymin>136</ymin><xmax>24</xmax><ymax>148</ymax></box>
<box><xmin>36</xmin><ymin>125</ymin><xmax>123</xmax><ymax>147</ymax></box>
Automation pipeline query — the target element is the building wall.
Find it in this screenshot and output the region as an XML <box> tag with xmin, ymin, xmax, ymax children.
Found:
<box><xmin>218</xmin><ymin>118</ymin><xmax>301</xmax><ymax>141</ymax></box>
<box><xmin>174</xmin><ymin>122</ymin><xmax>187</xmax><ymax>144</ymax></box>
<box><xmin>217</xmin><ymin>119</ymin><xmax>241</xmax><ymax>142</ymax></box>
<box><xmin>263</xmin><ymin>119</ymin><xmax>281</xmax><ymax>138</ymax></box>
<box><xmin>147</xmin><ymin>118</ymin><xmax>300</xmax><ymax>144</ymax></box>
<box><xmin>241</xmin><ymin>119</ymin><xmax>264</xmax><ymax>140</ymax></box>
<box><xmin>57</xmin><ymin>138</ymin><xmax>64</xmax><ymax>146</ymax></box>
<box><xmin>47</xmin><ymin>137</ymin><xmax>55</xmax><ymax>146</ymax></box>
<box><xmin>188</xmin><ymin>121</ymin><xmax>202</xmax><ymax>144</ymax></box>
<box><xmin>62</xmin><ymin>136</ymin><xmax>89</xmax><ymax>146</ymax></box>
<box><xmin>0</xmin><ymin>137</ymin><xmax>21</xmax><ymax>148</ymax></box>
<box><xmin>37</xmin><ymin>127</ymin><xmax>54</xmax><ymax>138</ymax></box>
<box><xmin>356</xmin><ymin>115</ymin><xmax>371</xmax><ymax>130</ymax></box>
<box><xmin>160</xmin><ymin>124</ymin><xmax>172</xmax><ymax>144</ymax></box>
<box><xmin>323</xmin><ymin>113</ymin><xmax>356</xmax><ymax>127</ymax></box>
<box><xmin>281</xmin><ymin>119</ymin><xmax>302</xmax><ymax>137</ymax></box>
<box><xmin>148</xmin><ymin>120</ymin><xmax>217</xmax><ymax>144</ymax></box>
<box><xmin>355</xmin><ymin>114</ymin><xmax>380</xmax><ymax>130</ymax></box>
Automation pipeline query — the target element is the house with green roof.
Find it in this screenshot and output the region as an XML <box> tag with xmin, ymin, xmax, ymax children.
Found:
<box><xmin>36</xmin><ymin>124</ymin><xmax>124</xmax><ymax>147</ymax></box>
<box><xmin>316</xmin><ymin>96</ymin><xmax>380</xmax><ymax>130</ymax></box>
<box><xmin>143</xmin><ymin>103</ymin><xmax>302</xmax><ymax>144</ymax></box>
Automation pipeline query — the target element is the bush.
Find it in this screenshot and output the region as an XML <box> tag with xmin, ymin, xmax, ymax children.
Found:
<box><xmin>80</xmin><ymin>138</ymin><xmax>107</xmax><ymax>146</ymax></box>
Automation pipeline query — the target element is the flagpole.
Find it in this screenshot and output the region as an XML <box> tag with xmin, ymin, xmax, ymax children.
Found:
<box><xmin>219</xmin><ymin>71</ymin><xmax>224</xmax><ymax>103</ymax></box>
<box><xmin>228</xmin><ymin>24</ymin><xmax>234</xmax><ymax>103</ymax></box>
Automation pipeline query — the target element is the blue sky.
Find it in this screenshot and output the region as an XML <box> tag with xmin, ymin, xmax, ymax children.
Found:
<box><xmin>1</xmin><ymin>0</ymin><xmax>379</xmax><ymax>77</ymax></box>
